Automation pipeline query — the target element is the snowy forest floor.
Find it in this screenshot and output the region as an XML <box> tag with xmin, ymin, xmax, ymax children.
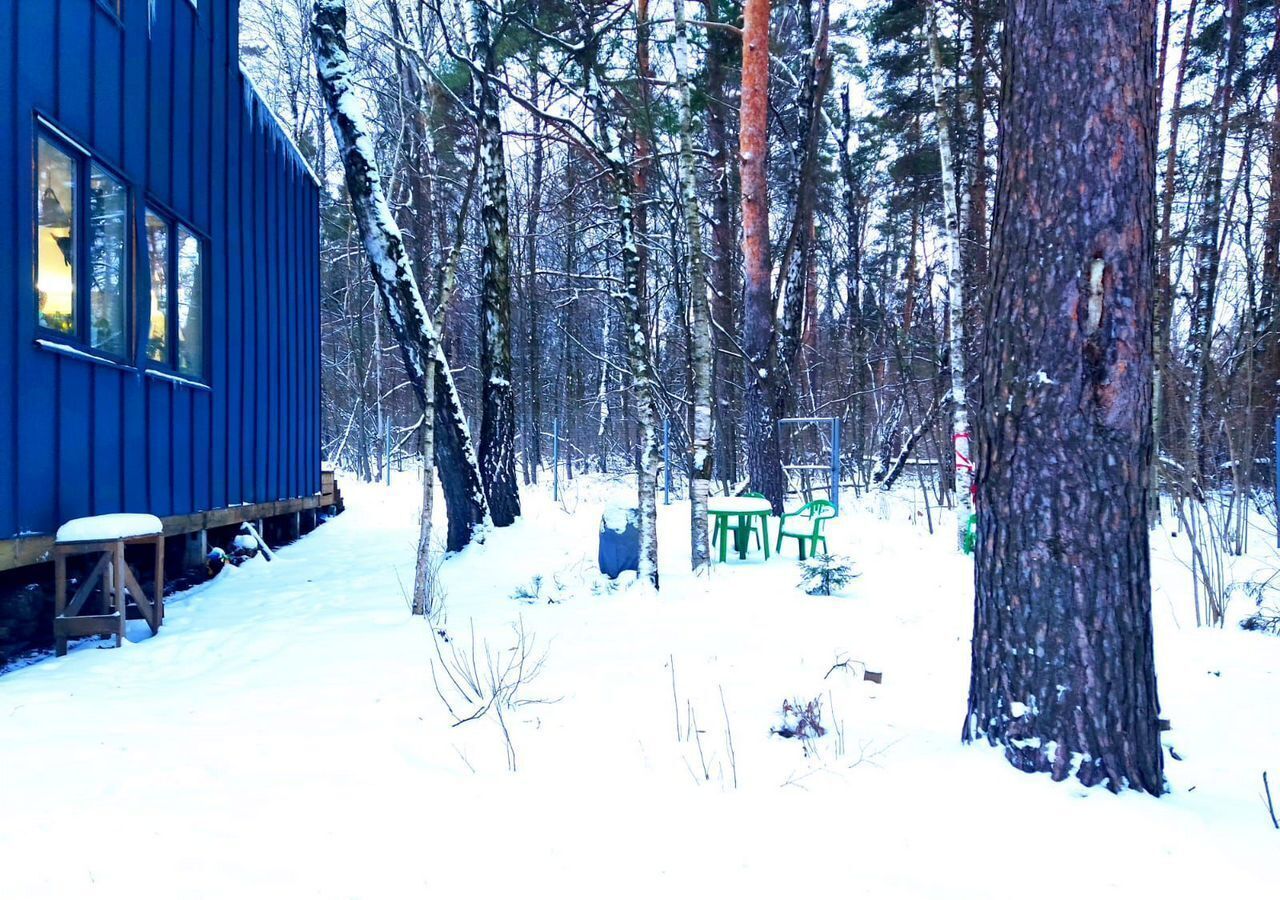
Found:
<box><xmin>0</xmin><ymin>474</ymin><xmax>1276</xmax><ymax>897</ymax></box>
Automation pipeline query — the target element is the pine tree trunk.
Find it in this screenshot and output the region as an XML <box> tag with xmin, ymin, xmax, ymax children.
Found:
<box><xmin>471</xmin><ymin>0</ymin><xmax>521</xmax><ymax>527</ymax></box>
<box><xmin>965</xmin><ymin>0</ymin><xmax>1165</xmax><ymax>795</ymax></box>
<box><xmin>676</xmin><ymin>0</ymin><xmax>713</xmax><ymax>570</ymax></box>
<box><xmin>740</xmin><ymin>0</ymin><xmax>786</xmax><ymax>514</ymax></box>
<box><xmin>926</xmin><ymin>0</ymin><xmax>974</xmax><ymax>551</ymax></box>
<box><xmin>706</xmin><ymin>0</ymin><xmax>739</xmax><ymax>488</ymax></box>
<box><xmin>312</xmin><ymin>0</ymin><xmax>490</xmax><ymax>557</ymax></box>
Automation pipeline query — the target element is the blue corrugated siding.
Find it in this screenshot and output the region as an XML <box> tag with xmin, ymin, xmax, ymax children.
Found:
<box><xmin>0</xmin><ymin>0</ymin><xmax>321</xmax><ymax>540</ymax></box>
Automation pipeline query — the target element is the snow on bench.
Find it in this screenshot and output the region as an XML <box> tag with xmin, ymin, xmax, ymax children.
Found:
<box><xmin>55</xmin><ymin>514</ymin><xmax>164</xmax><ymax>544</ymax></box>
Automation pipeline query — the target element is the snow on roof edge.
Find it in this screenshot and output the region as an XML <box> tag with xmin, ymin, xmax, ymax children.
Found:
<box><xmin>239</xmin><ymin>64</ymin><xmax>323</xmax><ymax>190</ymax></box>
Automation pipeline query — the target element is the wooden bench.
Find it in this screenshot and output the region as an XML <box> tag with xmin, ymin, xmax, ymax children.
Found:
<box><xmin>53</xmin><ymin>515</ymin><xmax>165</xmax><ymax>657</ymax></box>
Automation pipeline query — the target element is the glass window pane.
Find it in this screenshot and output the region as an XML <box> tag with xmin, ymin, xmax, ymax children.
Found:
<box><xmin>176</xmin><ymin>228</ymin><xmax>204</xmax><ymax>378</ymax></box>
<box><xmin>36</xmin><ymin>138</ymin><xmax>76</xmax><ymax>335</ymax></box>
<box><xmin>88</xmin><ymin>166</ymin><xmax>127</xmax><ymax>356</ymax></box>
<box><xmin>145</xmin><ymin>211</ymin><xmax>169</xmax><ymax>364</ymax></box>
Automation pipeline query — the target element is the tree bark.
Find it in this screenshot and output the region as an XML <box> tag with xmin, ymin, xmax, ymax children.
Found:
<box><xmin>312</xmin><ymin>0</ymin><xmax>490</xmax><ymax>559</ymax></box>
<box><xmin>1153</xmin><ymin>0</ymin><xmax>1198</xmax><ymax>503</ymax></box>
<box><xmin>926</xmin><ymin>0</ymin><xmax>974</xmax><ymax>550</ymax></box>
<box><xmin>706</xmin><ymin>0</ymin><xmax>739</xmax><ymax>489</ymax></box>
<box><xmin>676</xmin><ymin>0</ymin><xmax>713</xmax><ymax>570</ymax></box>
<box><xmin>471</xmin><ymin>0</ymin><xmax>521</xmax><ymax>527</ymax></box>
<box><xmin>965</xmin><ymin>0</ymin><xmax>1165</xmax><ymax>795</ymax></box>
<box><xmin>739</xmin><ymin>0</ymin><xmax>786</xmax><ymax>513</ymax></box>
<box><xmin>1186</xmin><ymin>0</ymin><xmax>1244</xmax><ymax>481</ymax></box>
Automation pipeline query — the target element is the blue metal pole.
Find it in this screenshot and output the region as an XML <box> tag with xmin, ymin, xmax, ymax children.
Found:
<box><xmin>553</xmin><ymin>418</ymin><xmax>560</xmax><ymax>503</ymax></box>
<box><xmin>831</xmin><ymin>417</ymin><xmax>841</xmax><ymax>514</ymax></box>
<box><xmin>663</xmin><ymin>419</ymin><xmax>671</xmax><ymax>505</ymax></box>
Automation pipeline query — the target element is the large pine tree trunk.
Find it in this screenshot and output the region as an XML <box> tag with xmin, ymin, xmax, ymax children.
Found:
<box><xmin>313</xmin><ymin>0</ymin><xmax>490</xmax><ymax>557</ymax></box>
<box><xmin>926</xmin><ymin>0</ymin><xmax>974</xmax><ymax>550</ymax></box>
<box><xmin>739</xmin><ymin>0</ymin><xmax>786</xmax><ymax>513</ymax></box>
<box><xmin>965</xmin><ymin>0</ymin><xmax>1165</xmax><ymax>795</ymax></box>
<box><xmin>676</xmin><ymin>0</ymin><xmax>713</xmax><ymax>570</ymax></box>
<box><xmin>471</xmin><ymin>0</ymin><xmax>521</xmax><ymax>527</ymax></box>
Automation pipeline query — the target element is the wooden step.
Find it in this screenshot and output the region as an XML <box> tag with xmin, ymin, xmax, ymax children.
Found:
<box><xmin>55</xmin><ymin>613</ymin><xmax>122</xmax><ymax>639</ymax></box>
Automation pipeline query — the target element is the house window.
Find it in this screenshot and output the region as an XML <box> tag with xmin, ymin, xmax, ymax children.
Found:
<box><xmin>36</xmin><ymin>137</ymin><xmax>76</xmax><ymax>335</ymax></box>
<box><xmin>144</xmin><ymin>210</ymin><xmax>169</xmax><ymax>364</ymax></box>
<box><xmin>35</xmin><ymin>125</ymin><xmax>131</xmax><ymax>361</ymax></box>
<box><xmin>176</xmin><ymin>227</ymin><xmax>204</xmax><ymax>378</ymax></box>
<box><xmin>89</xmin><ymin>166</ymin><xmax>128</xmax><ymax>356</ymax></box>
<box><xmin>144</xmin><ymin>209</ymin><xmax>206</xmax><ymax>380</ymax></box>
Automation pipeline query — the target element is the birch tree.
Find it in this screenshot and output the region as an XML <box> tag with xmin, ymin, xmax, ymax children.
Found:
<box><xmin>674</xmin><ymin>0</ymin><xmax>713</xmax><ymax>570</ymax></box>
<box><xmin>925</xmin><ymin>0</ymin><xmax>974</xmax><ymax>550</ymax></box>
<box><xmin>470</xmin><ymin>0</ymin><xmax>521</xmax><ymax>527</ymax></box>
<box><xmin>312</xmin><ymin>0</ymin><xmax>491</xmax><ymax>589</ymax></box>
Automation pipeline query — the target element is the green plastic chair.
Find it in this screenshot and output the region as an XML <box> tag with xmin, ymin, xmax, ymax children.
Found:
<box><xmin>776</xmin><ymin>499</ymin><xmax>836</xmax><ymax>560</ymax></box>
<box><xmin>963</xmin><ymin>513</ymin><xmax>978</xmax><ymax>555</ymax></box>
<box><xmin>711</xmin><ymin>492</ymin><xmax>767</xmax><ymax>552</ymax></box>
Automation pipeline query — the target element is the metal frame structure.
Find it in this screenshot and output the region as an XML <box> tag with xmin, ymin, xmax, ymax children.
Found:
<box><xmin>778</xmin><ymin>417</ymin><xmax>842</xmax><ymax>513</ymax></box>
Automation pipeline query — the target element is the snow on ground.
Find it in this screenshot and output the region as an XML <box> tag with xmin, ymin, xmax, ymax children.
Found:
<box><xmin>0</xmin><ymin>474</ymin><xmax>1276</xmax><ymax>898</ymax></box>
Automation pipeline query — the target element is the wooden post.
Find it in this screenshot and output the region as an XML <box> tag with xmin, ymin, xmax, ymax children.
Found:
<box><xmin>154</xmin><ymin>535</ymin><xmax>165</xmax><ymax>624</ymax></box>
<box><xmin>54</xmin><ymin>551</ymin><xmax>67</xmax><ymax>657</ymax></box>
<box><xmin>112</xmin><ymin>541</ymin><xmax>126</xmax><ymax>648</ymax></box>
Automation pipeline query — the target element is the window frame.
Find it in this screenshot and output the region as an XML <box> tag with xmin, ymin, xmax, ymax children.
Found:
<box><xmin>32</xmin><ymin>118</ymin><xmax>134</xmax><ymax>367</ymax></box>
<box><xmin>141</xmin><ymin>199</ymin><xmax>210</xmax><ymax>384</ymax></box>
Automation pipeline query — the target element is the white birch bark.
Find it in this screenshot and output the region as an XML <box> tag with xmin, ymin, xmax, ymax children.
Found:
<box><xmin>926</xmin><ymin>0</ymin><xmax>974</xmax><ymax>550</ymax></box>
<box><xmin>312</xmin><ymin>0</ymin><xmax>491</xmax><ymax>574</ymax></box>
<box><xmin>675</xmin><ymin>0</ymin><xmax>713</xmax><ymax>571</ymax></box>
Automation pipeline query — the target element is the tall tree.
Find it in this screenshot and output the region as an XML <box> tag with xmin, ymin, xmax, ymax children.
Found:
<box><xmin>313</xmin><ymin>0</ymin><xmax>491</xmax><ymax>568</ymax></box>
<box><xmin>1186</xmin><ymin>0</ymin><xmax>1245</xmax><ymax>479</ymax></box>
<box><xmin>675</xmin><ymin>0</ymin><xmax>714</xmax><ymax>569</ymax></box>
<box><xmin>926</xmin><ymin>0</ymin><xmax>974</xmax><ymax>550</ymax></box>
<box><xmin>965</xmin><ymin>0</ymin><xmax>1165</xmax><ymax>794</ymax></box>
<box><xmin>471</xmin><ymin>0</ymin><xmax>521</xmax><ymax>526</ymax></box>
<box><xmin>740</xmin><ymin>0</ymin><xmax>786</xmax><ymax>512</ymax></box>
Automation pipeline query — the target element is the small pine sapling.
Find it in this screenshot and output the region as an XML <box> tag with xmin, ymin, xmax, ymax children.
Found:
<box><xmin>798</xmin><ymin>554</ymin><xmax>857</xmax><ymax>596</ymax></box>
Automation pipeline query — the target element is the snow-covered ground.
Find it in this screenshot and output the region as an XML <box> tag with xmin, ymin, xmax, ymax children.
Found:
<box><xmin>0</xmin><ymin>474</ymin><xmax>1276</xmax><ymax>897</ymax></box>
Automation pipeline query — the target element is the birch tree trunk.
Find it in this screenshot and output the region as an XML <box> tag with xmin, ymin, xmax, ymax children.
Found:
<box><xmin>926</xmin><ymin>0</ymin><xmax>974</xmax><ymax>550</ymax></box>
<box><xmin>966</xmin><ymin>0</ymin><xmax>1164</xmax><ymax>795</ymax></box>
<box><xmin>740</xmin><ymin>0</ymin><xmax>786</xmax><ymax>514</ymax></box>
<box><xmin>312</xmin><ymin>0</ymin><xmax>490</xmax><ymax>563</ymax></box>
<box><xmin>675</xmin><ymin>0</ymin><xmax>713</xmax><ymax>570</ymax></box>
<box><xmin>577</xmin><ymin>37</ymin><xmax>661</xmax><ymax>588</ymax></box>
<box><xmin>470</xmin><ymin>0</ymin><xmax>521</xmax><ymax>527</ymax></box>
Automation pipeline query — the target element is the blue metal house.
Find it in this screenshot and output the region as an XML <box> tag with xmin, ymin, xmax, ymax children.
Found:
<box><xmin>0</xmin><ymin>0</ymin><xmax>324</xmax><ymax>572</ymax></box>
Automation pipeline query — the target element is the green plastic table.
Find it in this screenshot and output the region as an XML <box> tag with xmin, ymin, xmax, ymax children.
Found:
<box><xmin>707</xmin><ymin>496</ymin><xmax>772</xmax><ymax>562</ymax></box>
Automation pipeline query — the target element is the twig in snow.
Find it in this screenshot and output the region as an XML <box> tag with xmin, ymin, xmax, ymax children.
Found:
<box><xmin>1265</xmin><ymin>771</ymin><xmax>1278</xmax><ymax>830</ymax></box>
<box><xmin>720</xmin><ymin>685</ymin><xmax>738</xmax><ymax>789</ymax></box>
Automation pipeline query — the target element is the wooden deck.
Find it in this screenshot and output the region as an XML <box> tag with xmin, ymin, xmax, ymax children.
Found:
<box><xmin>0</xmin><ymin>471</ymin><xmax>343</xmax><ymax>574</ymax></box>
